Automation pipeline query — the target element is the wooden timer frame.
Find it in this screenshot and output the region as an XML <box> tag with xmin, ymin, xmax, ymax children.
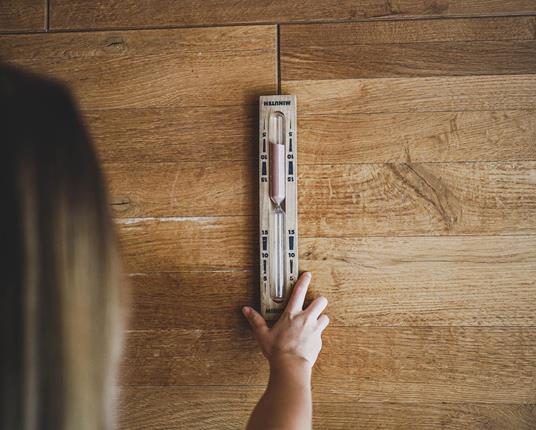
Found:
<box><xmin>258</xmin><ymin>95</ymin><xmax>298</xmax><ymax>320</ymax></box>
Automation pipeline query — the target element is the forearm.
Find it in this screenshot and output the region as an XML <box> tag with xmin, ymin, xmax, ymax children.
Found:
<box><xmin>247</xmin><ymin>360</ymin><xmax>312</xmax><ymax>430</ymax></box>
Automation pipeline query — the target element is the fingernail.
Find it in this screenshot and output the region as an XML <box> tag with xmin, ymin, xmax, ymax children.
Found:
<box><xmin>242</xmin><ymin>306</ymin><xmax>250</xmax><ymax>315</ymax></box>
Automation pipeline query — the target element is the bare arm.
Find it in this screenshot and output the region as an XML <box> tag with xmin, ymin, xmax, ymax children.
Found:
<box><xmin>242</xmin><ymin>272</ymin><xmax>329</xmax><ymax>430</ymax></box>
<box><xmin>246</xmin><ymin>357</ymin><xmax>312</xmax><ymax>430</ymax></box>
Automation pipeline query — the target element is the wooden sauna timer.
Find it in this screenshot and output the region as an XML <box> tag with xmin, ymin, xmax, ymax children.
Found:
<box><xmin>258</xmin><ymin>95</ymin><xmax>298</xmax><ymax>320</ymax></box>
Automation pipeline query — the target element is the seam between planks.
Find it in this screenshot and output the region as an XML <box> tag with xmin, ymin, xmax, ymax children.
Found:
<box><xmin>118</xmin><ymin>383</ymin><xmax>536</xmax><ymax>393</ymax></box>
<box><xmin>114</xmin><ymin>217</ymin><xmax>536</xmax><ymax>239</ymax></box>
<box><xmin>43</xmin><ymin>12</ymin><xmax>536</xmax><ymax>34</ymax></box>
<box><xmin>70</xmin><ymin>105</ymin><xmax>536</xmax><ymax>113</ymax></box>
<box><xmin>123</xmin><ymin>326</ymin><xmax>536</xmax><ymax>331</ymax></box>
<box><xmin>105</xmin><ymin>160</ymin><xmax>536</xmax><ymax>166</ymax></box>
<box><xmin>1</xmin><ymin>10</ymin><xmax>535</xmax><ymax>36</ymax></box>
<box><xmin>276</xmin><ymin>23</ymin><xmax>281</xmax><ymax>94</ymax></box>
<box><xmin>45</xmin><ymin>0</ymin><xmax>49</xmax><ymax>32</ymax></box>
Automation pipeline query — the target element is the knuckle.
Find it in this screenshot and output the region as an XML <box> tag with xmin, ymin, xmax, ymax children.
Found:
<box><xmin>281</xmin><ymin>310</ymin><xmax>293</xmax><ymax>321</ymax></box>
<box><xmin>317</xmin><ymin>314</ymin><xmax>329</xmax><ymax>325</ymax></box>
<box><xmin>305</xmin><ymin>312</ymin><xmax>317</xmax><ymax>324</ymax></box>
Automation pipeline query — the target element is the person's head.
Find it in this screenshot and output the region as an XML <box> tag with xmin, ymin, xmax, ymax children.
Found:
<box><xmin>1</xmin><ymin>65</ymin><xmax>126</xmax><ymax>430</ymax></box>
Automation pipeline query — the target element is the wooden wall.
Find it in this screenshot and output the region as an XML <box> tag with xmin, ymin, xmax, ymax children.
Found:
<box><xmin>1</xmin><ymin>1</ymin><xmax>536</xmax><ymax>429</ymax></box>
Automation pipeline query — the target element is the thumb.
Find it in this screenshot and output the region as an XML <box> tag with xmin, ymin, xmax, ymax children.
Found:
<box><xmin>242</xmin><ymin>306</ymin><xmax>268</xmax><ymax>336</ymax></box>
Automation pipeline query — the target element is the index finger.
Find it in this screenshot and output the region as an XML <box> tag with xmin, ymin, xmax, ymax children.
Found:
<box><xmin>285</xmin><ymin>272</ymin><xmax>312</xmax><ymax>315</ymax></box>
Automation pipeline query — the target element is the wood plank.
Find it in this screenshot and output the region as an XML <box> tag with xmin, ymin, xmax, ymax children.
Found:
<box><xmin>283</xmin><ymin>40</ymin><xmax>536</xmax><ymax>80</ymax></box>
<box><xmin>84</xmin><ymin>105</ymin><xmax>257</xmax><ymax>163</ymax></box>
<box><xmin>106</xmin><ymin>161</ymin><xmax>256</xmax><ymax>217</ymax></box>
<box><xmin>312</xmin><ymin>402</ymin><xmax>536</xmax><ymax>430</ymax></box>
<box><xmin>298</xmin><ymin>110</ymin><xmax>536</xmax><ymax>164</ymax></box>
<box><xmin>281</xmin><ymin>17</ymin><xmax>536</xmax><ymax>79</ymax></box>
<box><xmin>49</xmin><ymin>0</ymin><xmax>536</xmax><ymax>30</ymax></box>
<box><xmin>0</xmin><ymin>26</ymin><xmax>275</xmax><ymax>59</ymax></box>
<box><xmin>125</xmin><ymin>235</ymin><xmax>536</xmax><ymax>329</ymax></box>
<box><xmin>0</xmin><ymin>0</ymin><xmax>45</xmax><ymax>33</ymax></box>
<box><xmin>127</xmin><ymin>271</ymin><xmax>255</xmax><ymax>330</ymax></box>
<box><xmin>315</xmin><ymin>327</ymin><xmax>536</xmax><ymax>403</ymax></box>
<box><xmin>298</xmin><ymin>161</ymin><xmax>536</xmax><ymax>236</ymax></box>
<box><xmin>117</xmin><ymin>217</ymin><xmax>256</xmax><ymax>273</ymax></box>
<box><xmin>282</xmin><ymin>75</ymin><xmax>536</xmax><ymax>114</ymax></box>
<box><xmin>284</xmin><ymin>16</ymin><xmax>536</xmax><ymax>45</ymax></box>
<box><xmin>301</xmin><ymin>236</ymin><xmax>536</xmax><ymax>326</ymax></box>
<box><xmin>118</xmin><ymin>386</ymin><xmax>536</xmax><ymax>429</ymax></box>
<box><xmin>117</xmin><ymin>386</ymin><xmax>261</xmax><ymax>430</ymax></box>
<box><xmin>113</xmin><ymin>162</ymin><xmax>536</xmax><ymax>235</ymax></box>
<box><xmin>85</xmin><ymin>107</ymin><xmax>536</xmax><ymax>164</ymax></box>
<box><xmin>0</xmin><ymin>26</ymin><xmax>276</xmax><ymax>110</ymax></box>
<box><xmin>119</xmin><ymin>327</ymin><xmax>536</xmax><ymax>403</ymax></box>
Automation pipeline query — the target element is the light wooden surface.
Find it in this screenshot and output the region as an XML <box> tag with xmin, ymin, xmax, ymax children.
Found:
<box><xmin>0</xmin><ymin>0</ymin><xmax>45</xmax><ymax>33</ymax></box>
<box><xmin>297</xmin><ymin>110</ymin><xmax>536</xmax><ymax>163</ymax></box>
<box><xmin>49</xmin><ymin>0</ymin><xmax>536</xmax><ymax>30</ymax></box>
<box><xmin>120</xmin><ymin>327</ymin><xmax>536</xmax><ymax>403</ymax></box>
<box><xmin>0</xmin><ymin>27</ymin><xmax>275</xmax><ymax>110</ymax></box>
<box><xmin>128</xmin><ymin>232</ymin><xmax>536</xmax><ymax>329</ymax></box>
<box><xmin>117</xmin><ymin>217</ymin><xmax>255</xmax><ymax>272</ymax></box>
<box><xmin>1</xmin><ymin>3</ymin><xmax>536</xmax><ymax>429</ymax></box>
<box><xmin>284</xmin><ymin>75</ymin><xmax>536</xmax><ymax>113</ymax></box>
<box><xmin>118</xmin><ymin>386</ymin><xmax>536</xmax><ymax>430</ymax></box>
<box><xmin>85</xmin><ymin>105</ymin><xmax>258</xmax><ymax>163</ymax></box>
<box><xmin>105</xmin><ymin>161</ymin><xmax>536</xmax><ymax>237</ymax></box>
<box><xmin>281</xmin><ymin>17</ymin><xmax>536</xmax><ymax>79</ymax></box>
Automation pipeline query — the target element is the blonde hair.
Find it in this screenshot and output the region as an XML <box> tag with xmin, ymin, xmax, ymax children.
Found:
<box><xmin>1</xmin><ymin>66</ymin><xmax>127</xmax><ymax>429</ymax></box>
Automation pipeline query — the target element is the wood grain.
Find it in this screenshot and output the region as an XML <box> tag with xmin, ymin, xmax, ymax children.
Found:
<box><xmin>0</xmin><ymin>0</ymin><xmax>45</xmax><ymax>33</ymax></box>
<box><xmin>105</xmin><ymin>161</ymin><xmax>258</xmax><ymax>217</ymax></box>
<box><xmin>117</xmin><ymin>386</ymin><xmax>261</xmax><ymax>430</ymax></box>
<box><xmin>300</xmin><ymin>235</ymin><xmax>536</xmax><ymax>326</ymax></box>
<box><xmin>2</xmin><ymin>5</ymin><xmax>535</xmax><ymax>428</ymax></box>
<box><xmin>298</xmin><ymin>161</ymin><xmax>536</xmax><ymax>236</ymax></box>
<box><xmin>281</xmin><ymin>17</ymin><xmax>536</xmax><ymax>79</ymax></box>
<box><xmin>87</xmin><ymin>70</ymin><xmax>535</xmax><ymax>164</ymax></box>
<box><xmin>298</xmin><ymin>110</ymin><xmax>536</xmax><ymax>164</ymax></box>
<box><xmin>0</xmin><ymin>25</ymin><xmax>275</xmax><ymax>59</ymax></box>
<box><xmin>127</xmin><ymin>271</ymin><xmax>255</xmax><ymax>330</ymax></box>
<box><xmin>73</xmin><ymin>106</ymin><xmax>536</xmax><ymax>167</ymax></box>
<box><xmin>312</xmin><ymin>402</ymin><xmax>536</xmax><ymax>430</ymax></box>
<box><xmin>84</xmin><ymin>107</ymin><xmax>536</xmax><ymax>164</ymax></box>
<box><xmin>285</xmin><ymin>16</ymin><xmax>536</xmax><ymax>45</ymax></box>
<box><xmin>0</xmin><ymin>25</ymin><xmax>276</xmax><ymax>214</ymax></box>
<box><xmin>120</xmin><ymin>327</ymin><xmax>536</xmax><ymax>402</ymax></box>
<box><xmin>111</xmin><ymin>162</ymin><xmax>536</xmax><ymax>236</ymax></box>
<box><xmin>49</xmin><ymin>0</ymin><xmax>536</xmax><ymax>30</ymax></box>
<box><xmin>283</xmin><ymin>40</ymin><xmax>536</xmax><ymax>80</ymax></box>
<box><xmin>84</xmin><ymin>105</ymin><xmax>258</xmax><ymax>163</ymax></box>
<box><xmin>0</xmin><ymin>26</ymin><xmax>276</xmax><ymax>110</ymax></box>
<box><xmin>117</xmin><ymin>216</ymin><xmax>257</xmax><ymax>273</ymax></box>
<box><xmin>118</xmin><ymin>386</ymin><xmax>536</xmax><ymax>429</ymax></box>
<box><xmin>106</xmin><ymin>161</ymin><xmax>256</xmax><ymax>217</ymax></box>
<box><xmin>282</xmin><ymin>75</ymin><xmax>536</xmax><ymax>114</ymax></box>
<box><xmin>125</xmin><ymin>235</ymin><xmax>536</xmax><ymax>329</ymax></box>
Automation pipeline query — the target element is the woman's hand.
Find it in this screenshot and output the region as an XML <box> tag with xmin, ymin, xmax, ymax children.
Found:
<box><xmin>243</xmin><ymin>272</ymin><xmax>328</xmax><ymax>430</ymax></box>
<box><xmin>242</xmin><ymin>271</ymin><xmax>329</xmax><ymax>370</ymax></box>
